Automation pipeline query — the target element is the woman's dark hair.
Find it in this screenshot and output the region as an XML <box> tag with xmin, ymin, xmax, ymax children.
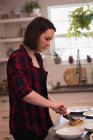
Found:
<box><xmin>23</xmin><ymin>16</ymin><xmax>56</xmax><ymax>50</ymax></box>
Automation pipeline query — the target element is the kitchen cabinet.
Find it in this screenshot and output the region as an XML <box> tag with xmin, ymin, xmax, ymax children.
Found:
<box><xmin>0</xmin><ymin>16</ymin><xmax>38</xmax><ymax>63</ymax></box>
<box><xmin>0</xmin><ymin>95</ymin><xmax>13</xmax><ymax>140</ymax></box>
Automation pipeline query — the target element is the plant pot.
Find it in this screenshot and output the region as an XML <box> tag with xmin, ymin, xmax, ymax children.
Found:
<box><xmin>69</xmin><ymin>56</ymin><xmax>74</xmax><ymax>64</ymax></box>
<box><xmin>54</xmin><ymin>51</ymin><xmax>61</xmax><ymax>64</ymax></box>
<box><xmin>32</xmin><ymin>8</ymin><xmax>40</xmax><ymax>14</ymax></box>
<box><xmin>54</xmin><ymin>57</ymin><xmax>61</xmax><ymax>64</ymax></box>
<box><xmin>87</xmin><ymin>55</ymin><xmax>92</xmax><ymax>63</ymax></box>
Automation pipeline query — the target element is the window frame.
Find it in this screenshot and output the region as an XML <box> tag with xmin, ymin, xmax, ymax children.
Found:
<box><xmin>48</xmin><ymin>2</ymin><xmax>93</xmax><ymax>65</ymax></box>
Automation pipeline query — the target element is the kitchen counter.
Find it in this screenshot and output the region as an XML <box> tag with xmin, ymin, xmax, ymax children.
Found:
<box><xmin>45</xmin><ymin>129</ymin><xmax>90</xmax><ymax>140</ymax></box>
<box><xmin>45</xmin><ymin>128</ymin><xmax>90</xmax><ymax>140</ymax></box>
<box><xmin>45</xmin><ymin>113</ymin><xmax>93</xmax><ymax>140</ymax></box>
<box><xmin>0</xmin><ymin>85</ymin><xmax>93</xmax><ymax>96</ymax></box>
<box><xmin>48</xmin><ymin>84</ymin><xmax>93</xmax><ymax>93</ymax></box>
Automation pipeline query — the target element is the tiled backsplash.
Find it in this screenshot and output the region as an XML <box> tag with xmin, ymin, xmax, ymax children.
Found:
<box><xmin>44</xmin><ymin>55</ymin><xmax>93</xmax><ymax>86</ymax></box>
<box><xmin>0</xmin><ymin>56</ymin><xmax>93</xmax><ymax>86</ymax></box>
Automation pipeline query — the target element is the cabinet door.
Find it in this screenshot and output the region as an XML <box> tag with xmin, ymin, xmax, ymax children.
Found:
<box><xmin>0</xmin><ymin>96</ymin><xmax>11</xmax><ymax>139</ymax></box>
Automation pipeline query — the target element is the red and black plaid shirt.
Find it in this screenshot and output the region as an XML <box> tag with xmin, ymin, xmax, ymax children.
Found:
<box><xmin>7</xmin><ymin>46</ymin><xmax>53</xmax><ymax>136</ymax></box>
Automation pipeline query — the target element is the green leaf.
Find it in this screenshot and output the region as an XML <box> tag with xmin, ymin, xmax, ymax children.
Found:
<box><xmin>67</xmin><ymin>5</ymin><xmax>93</xmax><ymax>38</ymax></box>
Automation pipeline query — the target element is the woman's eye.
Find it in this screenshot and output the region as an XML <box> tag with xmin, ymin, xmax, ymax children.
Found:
<box><xmin>45</xmin><ymin>38</ymin><xmax>51</xmax><ymax>41</ymax></box>
<box><xmin>45</xmin><ymin>38</ymin><xmax>49</xmax><ymax>41</ymax></box>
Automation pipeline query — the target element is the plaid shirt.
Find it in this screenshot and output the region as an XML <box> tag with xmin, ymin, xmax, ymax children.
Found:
<box><xmin>7</xmin><ymin>46</ymin><xmax>53</xmax><ymax>136</ymax></box>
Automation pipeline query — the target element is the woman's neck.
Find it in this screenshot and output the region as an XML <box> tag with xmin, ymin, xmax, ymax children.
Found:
<box><xmin>24</xmin><ymin>45</ymin><xmax>36</xmax><ymax>57</ymax></box>
<box><xmin>24</xmin><ymin>45</ymin><xmax>40</xmax><ymax>68</ymax></box>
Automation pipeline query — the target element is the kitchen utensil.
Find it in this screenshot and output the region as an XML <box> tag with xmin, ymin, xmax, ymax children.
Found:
<box><xmin>63</xmin><ymin>114</ymin><xmax>75</xmax><ymax>121</ymax></box>
<box><xmin>84</xmin><ymin>123</ymin><xmax>93</xmax><ymax>132</ymax></box>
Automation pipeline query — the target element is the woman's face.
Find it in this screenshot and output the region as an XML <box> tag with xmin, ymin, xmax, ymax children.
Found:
<box><xmin>38</xmin><ymin>29</ymin><xmax>55</xmax><ymax>52</ymax></box>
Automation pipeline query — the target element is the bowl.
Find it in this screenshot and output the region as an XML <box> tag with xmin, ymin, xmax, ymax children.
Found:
<box><xmin>56</xmin><ymin>127</ymin><xmax>85</xmax><ymax>139</ymax></box>
<box><xmin>84</xmin><ymin>123</ymin><xmax>93</xmax><ymax>132</ymax></box>
<box><xmin>90</xmin><ymin>133</ymin><xmax>93</xmax><ymax>140</ymax></box>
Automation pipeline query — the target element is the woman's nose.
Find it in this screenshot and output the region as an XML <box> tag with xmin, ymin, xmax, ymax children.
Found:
<box><xmin>46</xmin><ymin>41</ymin><xmax>50</xmax><ymax>47</ymax></box>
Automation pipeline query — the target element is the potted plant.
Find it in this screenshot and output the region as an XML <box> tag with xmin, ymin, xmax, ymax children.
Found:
<box><xmin>67</xmin><ymin>5</ymin><xmax>93</xmax><ymax>38</ymax></box>
<box><xmin>24</xmin><ymin>1</ymin><xmax>33</xmax><ymax>16</ymax></box>
<box><xmin>31</xmin><ymin>0</ymin><xmax>40</xmax><ymax>14</ymax></box>
<box><xmin>54</xmin><ymin>51</ymin><xmax>62</xmax><ymax>64</ymax></box>
<box><xmin>23</xmin><ymin>0</ymin><xmax>40</xmax><ymax>16</ymax></box>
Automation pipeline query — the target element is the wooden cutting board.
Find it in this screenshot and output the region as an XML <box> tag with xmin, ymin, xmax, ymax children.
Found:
<box><xmin>64</xmin><ymin>67</ymin><xmax>87</xmax><ymax>85</ymax></box>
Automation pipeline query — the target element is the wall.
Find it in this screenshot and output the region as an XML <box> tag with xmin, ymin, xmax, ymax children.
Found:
<box><xmin>0</xmin><ymin>0</ymin><xmax>93</xmax><ymax>86</ymax></box>
<box><xmin>1</xmin><ymin>0</ymin><xmax>92</xmax><ymax>17</ymax></box>
<box><xmin>44</xmin><ymin>55</ymin><xmax>93</xmax><ymax>86</ymax></box>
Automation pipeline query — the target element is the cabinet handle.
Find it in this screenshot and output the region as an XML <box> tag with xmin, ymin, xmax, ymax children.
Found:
<box><xmin>1</xmin><ymin>99</ymin><xmax>8</xmax><ymax>103</ymax></box>
<box><xmin>3</xmin><ymin>137</ymin><xmax>12</xmax><ymax>140</ymax></box>
<box><xmin>4</xmin><ymin>137</ymin><xmax>12</xmax><ymax>140</ymax></box>
<box><xmin>2</xmin><ymin>116</ymin><xmax>9</xmax><ymax>119</ymax></box>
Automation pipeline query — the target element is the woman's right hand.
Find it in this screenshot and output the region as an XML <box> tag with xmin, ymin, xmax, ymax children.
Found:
<box><xmin>51</xmin><ymin>102</ymin><xmax>68</xmax><ymax>116</ymax></box>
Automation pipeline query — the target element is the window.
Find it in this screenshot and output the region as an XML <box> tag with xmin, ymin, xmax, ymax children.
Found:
<box><xmin>48</xmin><ymin>3</ymin><xmax>93</xmax><ymax>63</ymax></box>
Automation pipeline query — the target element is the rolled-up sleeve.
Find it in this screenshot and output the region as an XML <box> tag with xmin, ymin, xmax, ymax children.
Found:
<box><xmin>7</xmin><ymin>53</ymin><xmax>33</xmax><ymax>99</ymax></box>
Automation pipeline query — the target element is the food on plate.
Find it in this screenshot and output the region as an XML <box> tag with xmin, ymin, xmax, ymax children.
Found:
<box><xmin>69</xmin><ymin>118</ymin><xmax>83</xmax><ymax>126</ymax></box>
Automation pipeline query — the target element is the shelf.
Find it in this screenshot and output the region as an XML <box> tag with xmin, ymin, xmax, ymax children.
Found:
<box><xmin>0</xmin><ymin>37</ymin><xmax>23</xmax><ymax>43</ymax></box>
<box><xmin>0</xmin><ymin>15</ymin><xmax>40</xmax><ymax>63</ymax></box>
<box><xmin>0</xmin><ymin>16</ymin><xmax>39</xmax><ymax>24</ymax></box>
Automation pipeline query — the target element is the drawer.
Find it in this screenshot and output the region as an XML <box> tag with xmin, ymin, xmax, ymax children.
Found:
<box><xmin>0</xmin><ymin>125</ymin><xmax>9</xmax><ymax>133</ymax></box>
<box><xmin>0</xmin><ymin>133</ymin><xmax>13</xmax><ymax>140</ymax></box>
<box><xmin>0</xmin><ymin>96</ymin><xmax>9</xmax><ymax>102</ymax></box>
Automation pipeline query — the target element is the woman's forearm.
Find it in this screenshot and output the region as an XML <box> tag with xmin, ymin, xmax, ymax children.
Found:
<box><xmin>23</xmin><ymin>91</ymin><xmax>68</xmax><ymax>115</ymax></box>
<box><xmin>48</xmin><ymin>94</ymin><xmax>55</xmax><ymax>102</ymax></box>
<box><xmin>23</xmin><ymin>90</ymin><xmax>56</xmax><ymax>108</ymax></box>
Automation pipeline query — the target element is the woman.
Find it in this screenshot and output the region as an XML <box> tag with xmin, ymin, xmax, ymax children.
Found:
<box><xmin>7</xmin><ymin>16</ymin><xmax>68</xmax><ymax>140</ymax></box>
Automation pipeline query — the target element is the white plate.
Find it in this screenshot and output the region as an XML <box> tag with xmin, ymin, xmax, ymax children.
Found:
<box><xmin>53</xmin><ymin>116</ymin><xmax>86</xmax><ymax>131</ymax></box>
<box><xmin>84</xmin><ymin>123</ymin><xmax>93</xmax><ymax>132</ymax></box>
<box><xmin>90</xmin><ymin>133</ymin><xmax>93</xmax><ymax>140</ymax></box>
<box><xmin>56</xmin><ymin>127</ymin><xmax>85</xmax><ymax>139</ymax></box>
<box><xmin>83</xmin><ymin>110</ymin><xmax>93</xmax><ymax>117</ymax></box>
<box><xmin>68</xmin><ymin>106</ymin><xmax>92</xmax><ymax>113</ymax></box>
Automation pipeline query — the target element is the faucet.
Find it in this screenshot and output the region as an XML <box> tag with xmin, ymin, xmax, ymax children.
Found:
<box><xmin>76</xmin><ymin>49</ymin><xmax>82</xmax><ymax>85</ymax></box>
